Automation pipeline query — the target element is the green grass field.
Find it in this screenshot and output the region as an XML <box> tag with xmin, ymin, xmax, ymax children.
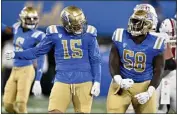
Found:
<box><xmin>2</xmin><ymin>96</ymin><xmax>108</xmax><ymax>113</ymax></box>
<box><xmin>2</xmin><ymin>96</ymin><xmax>174</xmax><ymax>113</ymax></box>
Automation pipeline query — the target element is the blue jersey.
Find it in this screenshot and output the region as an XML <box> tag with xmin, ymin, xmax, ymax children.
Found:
<box><xmin>12</xmin><ymin>22</ymin><xmax>45</xmax><ymax>80</ymax></box>
<box><xmin>14</xmin><ymin>25</ymin><xmax>101</xmax><ymax>84</ymax></box>
<box><xmin>112</xmin><ymin>28</ymin><xmax>165</xmax><ymax>82</ymax></box>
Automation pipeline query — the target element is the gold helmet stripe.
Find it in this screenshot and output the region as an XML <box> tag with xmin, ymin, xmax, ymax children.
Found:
<box><xmin>114</xmin><ymin>28</ymin><xmax>124</xmax><ymax>42</ymax></box>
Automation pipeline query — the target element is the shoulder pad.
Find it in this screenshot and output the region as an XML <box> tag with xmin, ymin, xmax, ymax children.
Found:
<box><xmin>12</xmin><ymin>22</ymin><xmax>21</xmax><ymax>29</ymax></box>
<box><xmin>150</xmin><ymin>32</ymin><xmax>169</xmax><ymax>46</ymax></box>
<box><xmin>31</xmin><ymin>31</ymin><xmax>45</xmax><ymax>38</ymax></box>
<box><xmin>112</xmin><ymin>28</ymin><xmax>124</xmax><ymax>42</ymax></box>
<box><xmin>86</xmin><ymin>25</ymin><xmax>97</xmax><ymax>36</ymax></box>
<box><xmin>12</xmin><ymin>22</ymin><xmax>21</xmax><ymax>34</ymax></box>
<box><xmin>153</xmin><ymin>35</ymin><xmax>165</xmax><ymax>49</ymax></box>
<box><xmin>149</xmin><ymin>31</ymin><xmax>160</xmax><ymax>37</ymax></box>
<box><xmin>46</xmin><ymin>25</ymin><xmax>59</xmax><ymax>34</ymax></box>
<box><xmin>150</xmin><ymin>32</ymin><xmax>169</xmax><ymax>39</ymax></box>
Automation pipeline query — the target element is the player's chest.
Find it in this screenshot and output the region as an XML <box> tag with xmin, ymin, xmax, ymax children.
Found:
<box><xmin>118</xmin><ymin>41</ymin><xmax>154</xmax><ymax>62</ymax></box>
<box><xmin>55</xmin><ymin>34</ymin><xmax>89</xmax><ymax>49</ymax></box>
<box><xmin>13</xmin><ymin>31</ymin><xmax>37</xmax><ymax>48</ymax></box>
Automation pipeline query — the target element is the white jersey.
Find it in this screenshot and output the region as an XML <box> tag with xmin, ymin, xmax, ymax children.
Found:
<box><xmin>156</xmin><ymin>70</ymin><xmax>176</xmax><ymax>113</ymax></box>
<box><xmin>150</xmin><ymin>32</ymin><xmax>176</xmax><ymax>59</ymax></box>
<box><xmin>151</xmin><ymin>32</ymin><xmax>176</xmax><ymax>113</ymax></box>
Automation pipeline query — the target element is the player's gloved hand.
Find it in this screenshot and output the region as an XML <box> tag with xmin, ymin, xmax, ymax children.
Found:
<box><xmin>91</xmin><ymin>82</ymin><xmax>100</xmax><ymax>97</ymax></box>
<box><xmin>134</xmin><ymin>86</ymin><xmax>155</xmax><ymax>104</ymax></box>
<box><xmin>32</xmin><ymin>81</ymin><xmax>42</xmax><ymax>96</ymax></box>
<box><xmin>114</xmin><ymin>75</ymin><xmax>134</xmax><ymax>90</ymax></box>
<box><xmin>5</xmin><ymin>50</ymin><xmax>15</xmax><ymax>60</ymax></box>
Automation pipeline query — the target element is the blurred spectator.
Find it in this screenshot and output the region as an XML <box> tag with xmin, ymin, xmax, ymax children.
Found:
<box><xmin>1</xmin><ymin>39</ymin><xmax>13</xmax><ymax>94</ymax></box>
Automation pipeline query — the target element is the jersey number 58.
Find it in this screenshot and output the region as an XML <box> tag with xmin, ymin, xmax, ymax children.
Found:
<box><xmin>123</xmin><ymin>49</ymin><xmax>146</xmax><ymax>72</ymax></box>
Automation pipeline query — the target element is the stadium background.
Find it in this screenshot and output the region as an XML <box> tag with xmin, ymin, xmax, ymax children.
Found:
<box><xmin>1</xmin><ymin>0</ymin><xmax>176</xmax><ymax>113</ymax></box>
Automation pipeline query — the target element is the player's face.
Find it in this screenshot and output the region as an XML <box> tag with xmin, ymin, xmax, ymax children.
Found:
<box><xmin>20</xmin><ymin>7</ymin><xmax>39</xmax><ymax>30</ymax></box>
<box><xmin>22</xmin><ymin>16</ymin><xmax>39</xmax><ymax>29</ymax></box>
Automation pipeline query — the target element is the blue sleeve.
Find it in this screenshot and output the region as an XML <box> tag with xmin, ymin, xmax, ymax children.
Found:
<box><xmin>35</xmin><ymin>55</ymin><xmax>45</xmax><ymax>81</ymax></box>
<box><xmin>88</xmin><ymin>37</ymin><xmax>101</xmax><ymax>83</ymax></box>
<box><xmin>14</xmin><ymin>34</ymin><xmax>55</xmax><ymax>60</ymax></box>
<box><xmin>34</xmin><ymin>32</ymin><xmax>46</xmax><ymax>81</ymax></box>
<box><xmin>36</xmin><ymin>32</ymin><xmax>46</xmax><ymax>42</ymax></box>
<box><xmin>154</xmin><ymin>38</ymin><xmax>166</xmax><ymax>56</ymax></box>
<box><xmin>2</xmin><ymin>23</ymin><xmax>7</xmax><ymax>31</ymax></box>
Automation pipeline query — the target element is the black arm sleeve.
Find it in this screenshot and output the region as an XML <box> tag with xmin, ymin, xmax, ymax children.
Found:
<box><xmin>164</xmin><ymin>58</ymin><xmax>176</xmax><ymax>71</ymax></box>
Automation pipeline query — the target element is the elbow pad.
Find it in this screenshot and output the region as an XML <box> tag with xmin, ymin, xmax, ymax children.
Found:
<box><xmin>164</xmin><ymin>58</ymin><xmax>176</xmax><ymax>71</ymax></box>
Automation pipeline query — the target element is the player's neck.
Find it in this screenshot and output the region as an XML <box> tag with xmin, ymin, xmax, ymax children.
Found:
<box><xmin>21</xmin><ymin>26</ymin><xmax>31</xmax><ymax>33</ymax></box>
<box><xmin>132</xmin><ymin>34</ymin><xmax>147</xmax><ymax>44</ymax></box>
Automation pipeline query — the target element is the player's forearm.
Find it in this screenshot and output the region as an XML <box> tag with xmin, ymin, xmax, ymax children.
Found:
<box><xmin>109</xmin><ymin>60</ymin><xmax>120</xmax><ymax>77</ymax></box>
<box><xmin>91</xmin><ymin>63</ymin><xmax>101</xmax><ymax>83</ymax></box>
<box><xmin>14</xmin><ymin>48</ymin><xmax>38</xmax><ymax>60</ymax></box>
<box><xmin>109</xmin><ymin>44</ymin><xmax>120</xmax><ymax>78</ymax></box>
<box><xmin>150</xmin><ymin>67</ymin><xmax>164</xmax><ymax>88</ymax></box>
<box><xmin>150</xmin><ymin>53</ymin><xmax>165</xmax><ymax>89</ymax></box>
<box><xmin>90</xmin><ymin>53</ymin><xmax>101</xmax><ymax>83</ymax></box>
<box><xmin>35</xmin><ymin>55</ymin><xmax>45</xmax><ymax>81</ymax></box>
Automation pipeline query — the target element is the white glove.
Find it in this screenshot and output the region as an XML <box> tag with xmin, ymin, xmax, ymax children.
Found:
<box><xmin>91</xmin><ymin>82</ymin><xmax>100</xmax><ymax>97</ymax></box>
<box><xmin>5</xmin><ymin>50</ymin><xmax>15</xmax><ymax>60</ymax></box>
<box><xmin>135</xmin><ymin>86</ymin><xmax>155</xmax><ymax>104</ymax></box>
<box><xmin>32</xmin><ymin>81</ymin><xmax>42</xmax><ymax>96</ymax></box>
<box><xmin>114</xmin><ymin>75</ymin><xmax>134</xmax><ymax>90</ymax></box>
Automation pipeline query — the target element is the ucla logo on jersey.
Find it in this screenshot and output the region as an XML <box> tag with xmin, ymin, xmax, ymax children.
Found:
<box><xmin>123</xmin><ymin>43</ymin><xmax>127</xmax><ymax>48</ymax></box>
<box><xmin>58</xmin><ymin>34</ymin><xmax>62</xmax><ymax>38</ymax></box>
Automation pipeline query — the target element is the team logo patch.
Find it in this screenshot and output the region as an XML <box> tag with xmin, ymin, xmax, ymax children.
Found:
<box><xmin>58</xmin><ymin>34</ymin><xmax>62</xmax><ymax>38</ymax></box>
<box><xmin>123</xmin><ymin>43</ymin><xmax>127</xmax><ymax>48</ymax></box>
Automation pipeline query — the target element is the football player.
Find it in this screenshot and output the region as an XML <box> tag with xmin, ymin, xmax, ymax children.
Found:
<box><xmin>2</xmin><ymin>7</ymin><xmax>45</xmax><ymax>113</ymax></box>
<box><xmin>134</xmin><ymin>4</ymin><xmax>176</xmax><ymax>113</ymax></box>
<box><xmin>107</xmin><ymin>5</ymin><xmax>165</xmax><ymax>113</ymax></box>
<box><xmin>5</xmin><ymin>6</ymin><xmax>101</xmax><ymax>113</ymax></box>
<box><xmin>155</xmin><ymin>18</ymin><xmax>177</xmax><ymax>113</ymax></box>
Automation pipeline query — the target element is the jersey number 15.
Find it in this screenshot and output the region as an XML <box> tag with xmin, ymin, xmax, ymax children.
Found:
<box><xmin>62</xmin><ymin>39</ymin><xmax>83</xmax><ymax>59</ymax></box>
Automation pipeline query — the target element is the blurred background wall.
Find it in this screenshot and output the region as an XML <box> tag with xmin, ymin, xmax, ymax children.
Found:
<box><xmin>1</xmin><ymin>0</ymin><xmax>176</xmax><ymax>97</ymax></box>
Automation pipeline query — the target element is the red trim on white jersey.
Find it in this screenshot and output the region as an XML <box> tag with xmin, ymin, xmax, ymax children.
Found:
<box><xmin>169</xmin><ymin>18</ymin><xmax>175</xmax><ymax>37</ymax></box>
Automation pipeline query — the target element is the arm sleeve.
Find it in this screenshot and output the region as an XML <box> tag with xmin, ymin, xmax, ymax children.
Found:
<box><xmin>14</xmin><ymin>34</ymin><xmax>54</xmax><ymax>60</ymax></box>
<box><xmin>35</xmin><ymin>32</ymin><xmax>46</xmax><ymax>81</ymax></box>
<box><xmin>164</xmin><ymin>58</ymin><xmax>176</xmax><ymax>70</ymax></box>
<box><xmin>88</xmin><ymin>37</ymin><xmax>101</xmax><ymax>83</ymax></box>
<box><xmin>35</xmin><ymin>55</ymin><xmax>45</xmax><ymax>81</ymax></box>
